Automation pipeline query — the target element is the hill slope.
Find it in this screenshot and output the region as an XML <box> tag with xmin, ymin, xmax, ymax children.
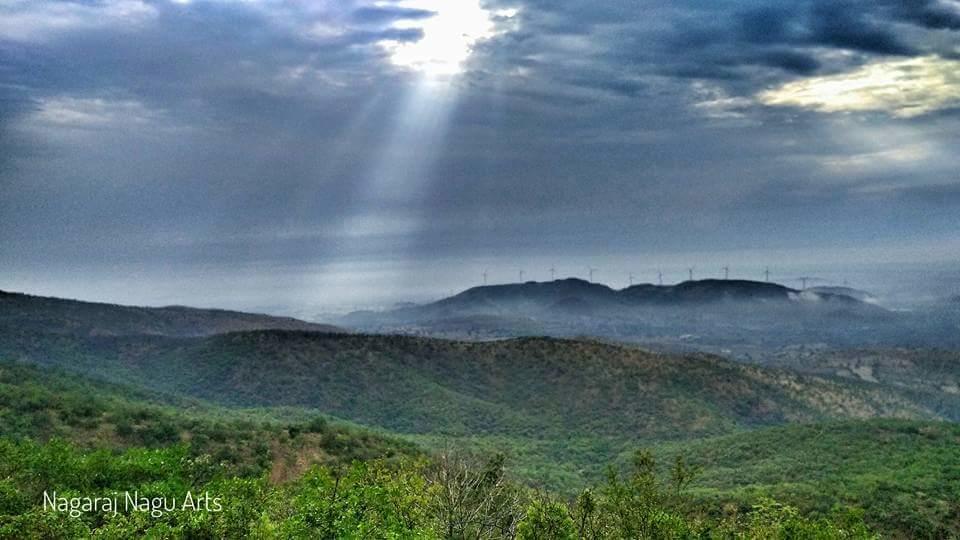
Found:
<box><xmin>653</xmin><ymin>419</ymin><xmax>960</xmax><ymax>538</ymax></box>
<box><xmin>0</xmin><ymin>360</ymin><xmax>417</xmax><ymax>480</ymax></box>
<box><xmin>2</xmin><ymin>330</ymin><xmax>946</xmax><ymax>442</ymax></box>
<box><xmin>0</xmin><ymin>290</ymin><xmax>343</xmax><ymax>337</ymax></box>
<box><xmin>2</xmin><ymin>356</ymin><xmax>956</xmax><ymax>536</ymax></box>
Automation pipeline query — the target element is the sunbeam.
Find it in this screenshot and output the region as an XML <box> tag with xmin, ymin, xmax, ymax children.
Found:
<box><xmin>380</xmin><ymin>0</ymin><xmax>517</xmax><ymax>76</ymax></box>
<box><xmin>337</xmin><ymin>1</ymin><xmax>520</xmax><ymax>291</ymax></box>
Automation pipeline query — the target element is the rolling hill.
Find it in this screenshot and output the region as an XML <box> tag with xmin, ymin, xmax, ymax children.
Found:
<box><xmin>2</xmin><ymin>330</ymin><xmax>948</xmax><ymax>440</ymax></box>
<box><xmin>0</xmin><ymin>289</ymin><xmax>343</xmax><ymax>337</ymax></box>
<box><xmin>0</xmin><ymin>359</ymin><xmax>417</xmax><ymax>480</ymax></box>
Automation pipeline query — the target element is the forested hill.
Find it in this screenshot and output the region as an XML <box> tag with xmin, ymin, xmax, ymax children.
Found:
<box><xmin>0</xmin><ymin>290</ymin><xmax>343</xmax><ymax>337</ymax></box>
<box><xmin>0</xmin><ymin>359</ymin><xmax>417</xmax><ymax>479</ymax></box>
<box><xmin>2</xmin><ymin>329</ymin><xmax>946</xmax><ymax>443</ymax></box>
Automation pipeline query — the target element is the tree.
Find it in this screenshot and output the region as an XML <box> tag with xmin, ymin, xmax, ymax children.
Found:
<box><xmin>516</xmin><ymin>496</ymin><xmax>576</xmax><ymax>540</ymax></box>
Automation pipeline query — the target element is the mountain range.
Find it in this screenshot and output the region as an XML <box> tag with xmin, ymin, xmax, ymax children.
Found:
<box><xmin>337</xmin><ymin>278</ymin><xmax>957</xmax><ymax>352</ymax></box>
<box><xmin>390</xmin><ymin>278</ymin><xmax>882</xmax><ymax>318</ymax></box>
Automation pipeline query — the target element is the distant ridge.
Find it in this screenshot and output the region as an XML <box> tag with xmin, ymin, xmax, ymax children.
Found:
<box><xmin>0</xmin><ymin>289</ymin><xmax>344</xmax><ymax>337</ymax></box>
<box><xmin>337</xmin><ymin>278</ymin><xmax>898</xmax><ymax>346</ymax></box>
<box><xmin>394</xmin><ymin>278</ymin><xmax>877</xmax><ymax>318</ymax></box>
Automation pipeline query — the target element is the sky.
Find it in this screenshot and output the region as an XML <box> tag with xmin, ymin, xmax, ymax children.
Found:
<box><xmin>1</xmin><ymin>0</ymin><xmax>959</xmax><ymax>311</ymax></box>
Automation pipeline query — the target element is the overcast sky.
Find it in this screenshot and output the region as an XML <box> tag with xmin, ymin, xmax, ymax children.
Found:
<box><xmin>2</xmin><ymin>0</ymin><xmax>959</xmax><ymax>309</ymax></box>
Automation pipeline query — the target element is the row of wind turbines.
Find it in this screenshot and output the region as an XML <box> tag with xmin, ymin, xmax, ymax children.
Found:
<box><xmin>481</xmin><ymin>267</ymin><xmax>830</xmax><ymax>290</ymax></box>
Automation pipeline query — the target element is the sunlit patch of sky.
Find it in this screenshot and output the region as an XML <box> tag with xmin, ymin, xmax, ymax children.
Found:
<box><xmin>760</xmin><ymin>56</ymin><xmax>960</xmax><ymax>117</ymax></box>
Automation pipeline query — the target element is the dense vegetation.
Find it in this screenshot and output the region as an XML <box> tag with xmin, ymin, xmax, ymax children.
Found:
<box><xmin>763</xmin><ymin>348</ymin><xmax>960</xmax><ymax>419</ymax></box>
<box><xmin>1</xmin><ymin>360</ymin><xmax>957</xmax><ymax>537</ymax></box>
<box><xmin>4</xmin><ymin>326</ymin><xmax>952</xmax><ymax>492</ymax></box>
<box><xmin>1</xmin><ymin>330</ymin><xmax>944</xmax><ymax>440</ymax></box>
<box><xmin>652</xmin><ymin>420</ymin><xmax>960</xmax><ymax>538</ymax></box>
<box><xmin>0</xmin><ymin>361</ymin><xmax>417</xmax><ymax>480</ymax></box>
<box><xmin>1</xmin><ymin>437</ymin><xmax>876</xmax><ymax>539</ymax></box>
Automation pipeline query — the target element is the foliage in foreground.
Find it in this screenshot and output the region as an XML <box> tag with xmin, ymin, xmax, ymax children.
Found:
<box><xmin>0</xmin><ymin>439</ymin><xmax>875</xmax><ymax>539</ymax></box>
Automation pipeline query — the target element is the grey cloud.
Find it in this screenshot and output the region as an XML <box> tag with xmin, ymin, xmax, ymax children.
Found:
<box><xmin>350</xmin><ymin>6</ymin><xmax>435</xmax><ymax>25</ymax></box>
<box><xmin>755</xmin><ymin>50</ymin><xmax>821</xmax><ymax>74</ymax></box>
<box><xmin>807</xmin><ymin>3</ymin><xmax>917</xmax><ymax>55</ymax></box>
<box><xmin>1</xmin><ymin>0</ymin><xmax>959</xmax><ymax>306</ymax></box>
<box><xmin>887</xmin><ymin>0</ymin><xmax>960</xmax><ymax>30</ymax></box>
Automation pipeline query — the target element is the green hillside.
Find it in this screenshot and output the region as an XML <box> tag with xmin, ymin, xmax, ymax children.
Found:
<box><xmin>764</xmin><ymin>348</ymin><xmax>960</xmax><ymax>417</ymax></box>
<box><xmin>3</xmin><ymin>325</ymin><xmax>952</xmax><ymax>493</ymax></box>
<box><xmin>0</xmin><ymin>358</ymin><xmax>882</xmax><ymax>538</ymax></box>
<box><xmin>2</xmin><ymin>330</ymin><xmax>945</xmax><ymax>442</ymax></box>
<box><xmin>652</xmin><ymin>420</ymin><xmax>960</xmax><ymax>538</ymax></box>
<box><xmin>0</xmin><ymin>360</ymin><xmax>417</xmax><ymax>480</ymax></box>
<box><xmin>2</xmin><ymin>359</ymin><xmax>957</xmax><ymax>537</ymax></box>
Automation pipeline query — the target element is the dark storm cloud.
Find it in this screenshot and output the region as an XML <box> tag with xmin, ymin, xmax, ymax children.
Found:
<box><xmin>807</xmin><ymin>3</ymin><xmax>917</xmax><ymax>55</ymax></box>
<box><xmin>0</xmin><ymin>0</ymin><xmax>958</xmax><ymax>302</ymax></box>
<box><xmin>888</xmin><ymin>0</ymin><xmax>960</xmax><ymax>30</ymax></box>
<box><xmin>473</xmin><ymin>0</ymin><xmax>945</xmax><ymax>110</ymax></box>
<box><xmin>754</xmin><ymin>50</ymin><xmax>821</xmax><ymax>74</ymax></box>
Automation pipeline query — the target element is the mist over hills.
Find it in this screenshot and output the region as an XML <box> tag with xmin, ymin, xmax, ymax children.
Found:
<box><xmin>397</xmin><ymin>278</ymin><xmax>875</xmax><ymax>317</ymax></box>
<box><xmin>338</xmin><ymin>278</ymin><xmax>960</xmax><ymax>353</ymax></box>
<box><xmin>340</xmin><ymin>278</ymin><xmax>883</xmax><ymax>325</ymax></box>
<box><xmin>807</xmin><ymin>286</ymin><xmax>879</xmax><ymax>304</ymax></box>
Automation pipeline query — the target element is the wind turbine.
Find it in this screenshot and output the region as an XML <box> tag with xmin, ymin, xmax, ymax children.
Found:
<box><xmin>687</xmin><ymin>267</ymin><xmax>694</xmax><ymax>281</ymax></box>
<box><xmin>549</xmin><ymin>266</ymin><xmax>556</xmax><ymax>281</ymax></box>
<box><xmin>723</xmin><ymin>266</ymin><xmax>730</xmax><ymax>280</ymax></box>
<box><xmin>657</xmin><ymin>270</ymin><xmax>663</xmax><ymax>286</ymax></box>
<box><xmin>588</xmin><ymin>267</ymin><xmax>597</xmax><ymax>282</ymax></box>
<box><xmin>629</xmin><ymin>273</ymin><xmax>635</xmax><ymax>286</ymax></box>
<box><xmin>764</xmin><ymin>267</ymin><xmax>771</xmax><ymax>283</ymax></box>
<box><xmin>482</xmin><ymin>269</ymin><xmax>488</xmax><ymax>285</ymax></box>
<box><xmin>519</xmin><ymin>270</ymin><xmax>525</xmax><ymax>282</ymax></box>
